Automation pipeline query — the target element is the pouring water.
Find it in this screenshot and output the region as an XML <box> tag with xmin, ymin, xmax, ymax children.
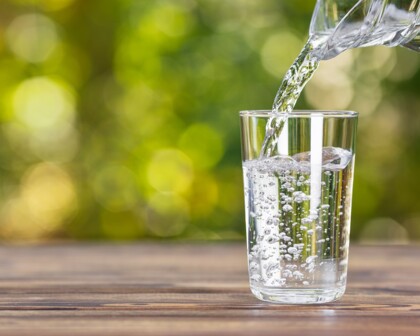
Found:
<box><xmin>261</xmin><ymin>0</ymin><xmax>420</xmax><ymax>158</ymax></box>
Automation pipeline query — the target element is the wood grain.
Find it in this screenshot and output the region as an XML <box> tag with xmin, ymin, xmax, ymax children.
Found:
<box><xmin>0</xmin><ymin>243</ymin><xmax>419</xmax><ymax>335</ymax></box>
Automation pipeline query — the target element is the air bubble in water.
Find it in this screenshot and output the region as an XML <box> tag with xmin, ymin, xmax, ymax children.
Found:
<box><xmin>283</xmin><ymin>204</ymin><xmax>293</xmax><ymax>212</ymax></box>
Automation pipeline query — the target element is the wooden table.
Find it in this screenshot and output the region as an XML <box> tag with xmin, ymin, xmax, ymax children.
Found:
<box><xmin>0</xmin><ymin>244</ymin><xmax>419</xmax><ymax>335</ymax></box>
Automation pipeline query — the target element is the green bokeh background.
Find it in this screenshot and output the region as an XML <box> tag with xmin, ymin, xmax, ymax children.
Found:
<box><xmin>0</xmin><ymin>0</ymin><xmax>419</xmax><ymax>242</ymax></box>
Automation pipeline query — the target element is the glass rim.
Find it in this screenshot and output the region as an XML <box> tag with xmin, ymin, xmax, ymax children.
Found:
<box><xmin>239</xmin><ymin>110</ymin><xmax>358</xmax><ymax>118</ymax></box>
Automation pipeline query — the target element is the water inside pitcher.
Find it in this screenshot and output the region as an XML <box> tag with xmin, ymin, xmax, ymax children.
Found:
<box><xmin>310</xmin><ymin>0</ymin><xmax>420</xmax><ymax>60</ymax></box>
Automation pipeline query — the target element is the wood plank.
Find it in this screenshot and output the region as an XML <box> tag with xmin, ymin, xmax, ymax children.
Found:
<box><xmin>0</xmin><ymin>244</ymin><xmax>418</xmax><ymax>335</ymax></box>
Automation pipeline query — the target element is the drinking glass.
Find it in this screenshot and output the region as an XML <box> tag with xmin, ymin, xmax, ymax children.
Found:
<box><xmin>240</xmin><ymin>110</ymin><xmax>358</xmax><ymax>304</ymax></box>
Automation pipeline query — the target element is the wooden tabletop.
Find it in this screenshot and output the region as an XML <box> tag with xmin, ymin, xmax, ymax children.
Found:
<box><xmin>0</xmin><ymin>243</ymin><xmax>419</xmax><ymax>335</ymax></box>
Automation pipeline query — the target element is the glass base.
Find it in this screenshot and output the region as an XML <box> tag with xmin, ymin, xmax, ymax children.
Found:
<box><xmin>250</xmin><ymin>285</ymin><xmax>346</xmax><ymax>304</ymax></box>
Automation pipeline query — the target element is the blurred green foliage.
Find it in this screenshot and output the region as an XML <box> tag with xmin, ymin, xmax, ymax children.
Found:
<box><xmin>0</xmin><ymin>0</ymin><xmax>419</xmax><ymax>242</ymax></box>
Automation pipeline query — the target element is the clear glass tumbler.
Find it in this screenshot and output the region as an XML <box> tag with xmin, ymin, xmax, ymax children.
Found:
<box><xmin>240</xmin><ymin>110</ymin><xmax>358</xmax><ymax>304</ymax></box>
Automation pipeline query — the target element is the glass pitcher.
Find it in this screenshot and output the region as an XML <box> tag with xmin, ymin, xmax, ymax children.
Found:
<box><xmin>310</xmin><ymin>0</ymin><xmax>420</xmax><ymax>60</ymax></box>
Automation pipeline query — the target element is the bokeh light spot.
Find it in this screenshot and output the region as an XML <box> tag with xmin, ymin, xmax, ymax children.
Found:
<box><xmin>305</xmin><ymin>53</ymin><xmax>355</xmax><ymax>110</ymax></box>
<box><xmin>355</xmin><ymin>47</ymin><xmax>395</xmax><ymax>74</ymax></box>
<box><xmin>21</xmin><ymin>163</ymin><xmax>77</xmax><ymax>226</ymax></box>
<box><xmin>118</xmin><ymin>85</ymin><xmax>173</xmax><ymax>137</ymax></box>
<box><xmin>12</xmin><ymin>77</ymin><xmax>75</xmax><ymax>131</ymax></box>
<box><xmin>6</xmin><ymin>14</ymin><xmax>58</xmax><ymax>63</ymax></box>
<box><xmin>8</xmin><ymin>77</ymin><xmax>78</xmax><ymax>161</ymax></box>
<box><xmin>261</xmin><ymin>32</ymin><xmax>303</xmax><ymax>78</ymax></box>
<box><xmin>146</xmin><ymin>193</ymin><xmax>189</xmax><ymax>237</ymax></box>
<box><xmin>154</xmin><ymin>3</ymin><xmax>193</xmax><ymax>37</ymax></box>
<box><xmin>0</xmin><ymin>199</ymin><xmax>40</xmax><ymax>240</ymax></box>
<box><xmin>350</xmin><ymin>79</ymin><xmax>382</xmax><ymax>116</ymax></box>
<box><xmin>0</xmin><ymin>163</ymin><xmax>78</xmax><ymax>240</ymax></box>
<box><xmin>178</xmin><ymin>123</ymin><xmax>224</xmax><ymax>170</ymax></box>
<box><xmin>147</xmin><ymin>149</ymin><xmax>193</xmax><ymax>194</ymax></box>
